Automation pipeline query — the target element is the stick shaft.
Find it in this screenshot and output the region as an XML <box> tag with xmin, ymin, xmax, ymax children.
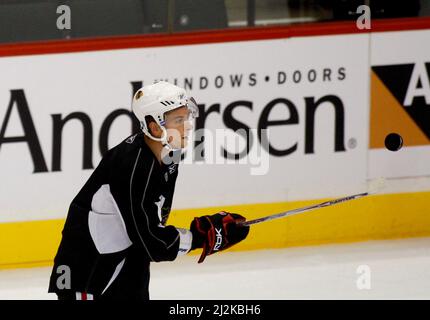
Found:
<box><xmin>238</xmin><ymin>192</ymin><xmax>369</xmax><ymax>226</ymax></box>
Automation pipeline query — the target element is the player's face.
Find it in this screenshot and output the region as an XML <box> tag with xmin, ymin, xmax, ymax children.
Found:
<box><xmin>164</xmin><ymin>106</ymin><xmax>193</xmax><ymax>149</ymax></box>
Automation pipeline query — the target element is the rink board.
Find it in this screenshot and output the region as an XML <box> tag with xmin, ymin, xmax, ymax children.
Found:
<box><xmin>1</xmin><ymin>190</ymin><xmax>430</xmax><ymax>269</ymax></box>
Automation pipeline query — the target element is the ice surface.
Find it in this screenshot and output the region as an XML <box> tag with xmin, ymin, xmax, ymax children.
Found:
<box><xmin>0</xmin><ymin>237</ymin><xmax>429</xmax><ymax>300</ymax></box>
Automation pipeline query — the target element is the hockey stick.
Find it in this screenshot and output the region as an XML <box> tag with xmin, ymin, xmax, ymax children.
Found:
<box><xmin>238</xmin><ymin>178</ymin><xmax>385</xmax><ymax>227</ymax></box>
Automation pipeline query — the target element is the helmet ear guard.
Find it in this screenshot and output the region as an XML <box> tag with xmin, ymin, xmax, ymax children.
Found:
<box><xmin>139</xmin><ymin>120</ymin><xmax>168</xmax><ymax>144</ymax></box>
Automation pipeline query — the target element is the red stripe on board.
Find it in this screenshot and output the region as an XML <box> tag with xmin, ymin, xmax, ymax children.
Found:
<box><xmin>0</xmin><ymin>17</ymin><xmax>429</xmax><ymax>57</ymax></box>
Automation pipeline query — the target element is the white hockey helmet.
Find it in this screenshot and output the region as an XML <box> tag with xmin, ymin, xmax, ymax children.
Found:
<box><xmin>132</xmin><ymin>81</ymin><xmax>199</xmax><ymax>148</ymax></box>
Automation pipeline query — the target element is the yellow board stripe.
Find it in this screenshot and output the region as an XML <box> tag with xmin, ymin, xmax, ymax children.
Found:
<box><xmin>1</xmin><ymin>191</ymin><xmax>430</xmax><ymax>269</ymax></box>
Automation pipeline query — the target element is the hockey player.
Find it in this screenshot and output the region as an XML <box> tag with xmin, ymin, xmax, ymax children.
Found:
<box><xmin>48</xmin><ymin>81</ymin><xmax>250</xmax><ymax>300</ymax></box>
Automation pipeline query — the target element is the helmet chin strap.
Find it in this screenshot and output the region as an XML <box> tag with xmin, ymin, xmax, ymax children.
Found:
<box><xmin>140</xmin><ymin>122</ymin><xmax>181</xmax><ymax>153</ymax></box>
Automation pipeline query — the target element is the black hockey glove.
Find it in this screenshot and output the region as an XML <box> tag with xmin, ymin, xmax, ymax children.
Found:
<box><xmin>190</xmin><ymin>211</ymin><xmax>250</xmax><ymax>263</ymax></box>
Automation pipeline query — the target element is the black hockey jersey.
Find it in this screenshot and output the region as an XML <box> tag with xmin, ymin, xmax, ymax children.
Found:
<box><xmin>48</xmin><ymin>132</ymin><xmax>192</xmax><ymax>299</ymax></box>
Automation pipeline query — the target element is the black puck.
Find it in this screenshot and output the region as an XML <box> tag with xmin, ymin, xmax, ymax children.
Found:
<box><xmin>384</xmin><ymin>133</ymin><xmax>403</xmax><ymax>151</ymax></box>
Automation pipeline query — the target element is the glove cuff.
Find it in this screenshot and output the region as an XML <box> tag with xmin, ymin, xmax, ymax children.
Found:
<box><xmin>190</xmin><ymin>217</ymin><xmax>207</xmax><ymax>250</ymax></box>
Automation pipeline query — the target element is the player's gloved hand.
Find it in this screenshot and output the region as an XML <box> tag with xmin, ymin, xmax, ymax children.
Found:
<box><xmin>190</xmin><ymin>211</ymin><xmax>250</xmax><ymax>263</ymax></box>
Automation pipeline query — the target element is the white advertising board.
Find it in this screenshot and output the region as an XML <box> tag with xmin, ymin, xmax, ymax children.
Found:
<box><xmin>0</xmin><ymin>34</ymin><xmax>369</xmax><ymax>222</ymax></box>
